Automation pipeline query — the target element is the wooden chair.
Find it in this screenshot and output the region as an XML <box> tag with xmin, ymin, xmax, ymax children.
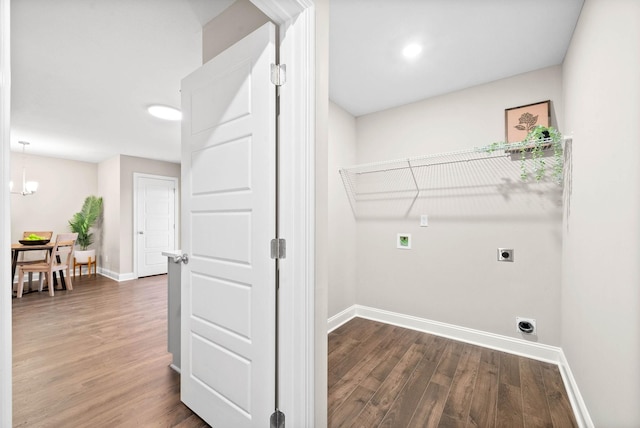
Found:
<box><xmin>16</xmin><ymin>233</ymin><xmax>78</xmax><ymax>298</ymax></box>
<box><xmin>73</xmin><ymin>256</ymin><xmax>97</xmax><ymax>279</ymax></box>
<box><xmin>16</xmin><ymin>231</ymin><xmax>53</xmax><ymax>290</ymax></box>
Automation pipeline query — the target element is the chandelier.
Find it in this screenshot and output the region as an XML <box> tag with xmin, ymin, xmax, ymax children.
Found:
<box><xmin>10</xmin><ymin>141</ymin><xmax>39</xmax><ymax>196</ymax></box>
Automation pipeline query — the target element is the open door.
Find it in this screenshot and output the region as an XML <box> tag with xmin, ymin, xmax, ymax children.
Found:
<box><xmin>180</xmin><ymin>22</ymin><xmax>277</xmax><ymax>426</ymax></box>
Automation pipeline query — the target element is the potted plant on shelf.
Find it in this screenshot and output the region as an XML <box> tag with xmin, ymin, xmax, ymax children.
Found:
<box><xmin>478</xmin><ymin>125</ymin><xmax>563</xmax><ymax>183</ymax></box>
<box><xmin>521</xmin><ymin>125</ymin><xmax>563</xmax><ymax>183</ymax></box>
<box><xmin>69</xmin><ymin>195</ymin><xmax>103</xmax><ymax>263</ymax></box>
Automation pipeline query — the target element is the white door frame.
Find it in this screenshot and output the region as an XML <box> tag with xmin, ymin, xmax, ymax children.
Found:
<box><xmin>132</xmin><ymin>173</ymin><xmax>179</xmax><ymax>278</ymax></box>
<box><xmin>0</xmin><ymin>1</ymin><xmax>317</xmax><ymax>426</ymax></box>
<box><xmin>248</xmin><ymin>1</ymin><xmax>317</xmax><ymax>425</ymax></box>
<box><xmin>0</xmin><ymin>0</ymin><xmax>12</xmax><ymax>425</ymax></box>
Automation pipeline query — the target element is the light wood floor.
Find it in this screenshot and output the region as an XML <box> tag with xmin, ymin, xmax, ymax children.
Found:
<box><xmin>12</xmin><ymin>274</ymin><xmax>208</xmax><ymax>427</ymax></box>
<box><xmin>328</xmin><ymin>317</ymin><xmax>578</xmax><ymax>428</ymax></box>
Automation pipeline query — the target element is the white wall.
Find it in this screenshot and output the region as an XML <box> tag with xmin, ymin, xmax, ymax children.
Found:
<box><xmin>10</xmin><ymin>153</ymin><xmax>98</xmax><ymax>246</ymax></box>
<box><xmin>118</xmin><ymin>155</ymin><xmax>180</xmax><ymax>275</ymax></box>
<box><xmin>97</xmin><ymin>155</ymin><xmax>120</xmax><ymax>273</ymax></box>
<box><xmin>328</xmin><ymin>101</ymin><xmax>357</xmax><ymax>317</ymax></box>
<box><xmin>97</xmin><ymin>154</ymin><xmax>180</xmax><ymax>279</ymax></box>
<box><xmin>352</xmin><ymin>66</ymin><xmax>564</xmax><ymax>345</ymax></box>
<box><xmin>10</xmin><ymin>153</ymin><xmax>179</xmax><ymax>280</ymax></box>
<box><xmin>562</xmin><ymin>0</ymin><xmax>640</xmax><ymax>425</ymax></box>
<box><xmin>202</xmin><ymin>0</ymin><xmax>270</xmax><ymax>64</ymax></box>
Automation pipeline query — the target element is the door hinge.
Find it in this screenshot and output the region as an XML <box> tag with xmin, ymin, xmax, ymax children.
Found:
<box><xmin>270</xmin><ymin>238</ymin><xmax>286</xmax><ymax>259</ymax></box>
<box><xmin>270</xmin><ymin>64</ymin><xmax>286</xmax><ymax>86</ymax></box>
<box><xmin>270</xmin><ymin>409</ymin><xmax>285</xmax><ymax>428</ymax></box>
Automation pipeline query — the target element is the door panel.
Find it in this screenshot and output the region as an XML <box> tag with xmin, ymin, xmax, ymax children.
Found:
<box><xmin>136</xmin><ymin>175</ymin><xmax>176</xmax><ymax>277</ymax></box>
<box><xmin>180</xmin><ymin>22</ymin><xmax>276</xmax><ymax>427</ymax></box>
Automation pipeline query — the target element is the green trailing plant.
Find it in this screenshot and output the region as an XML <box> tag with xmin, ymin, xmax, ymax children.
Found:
<box><xmin>552</xmin><ymin>138</ymin><xmax>563</xmax><ymax>183</ymax></box>
<box><xmin>69</xmin><ymin>195</ymin><xmax>103</xmax><ymax>250</ymax></box>
<box><xmin>485</xmin><ymin>141</ymin><xmax>502</xmax><ymax>154</ymax></box>
<box><xmin>520</xmin><ymin>148</ymin><xmax>528</xmax><ymax>181</ymax></box>
<box><xmin>476</xmin><ymin>126</ymin><xmax>563</xmax><ymax>183</ymax></box>
<box><xmin>521</xmin><ymin>125</ymin><xmax>563</xmax><ymax>183</ymax></box>
<box><xmin>532</xmin><ymin>142</ymin><xmax>545</xmax><ymax>181</ymax></box>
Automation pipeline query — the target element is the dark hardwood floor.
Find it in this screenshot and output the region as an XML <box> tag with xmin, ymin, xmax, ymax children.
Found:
<box><xmin>13</xmin><ymin>276</ymin><xmax>578</xmax><ymax>427</ymax></box>
<box><xmin>12</xmin><ymin>274</ymin><xmax>208</xmax><ymax>427</ymax></box>
<box><xmin>328</xmin><ymin>317</ymin><xmax>578</xmax><ymax>428</ymax></box>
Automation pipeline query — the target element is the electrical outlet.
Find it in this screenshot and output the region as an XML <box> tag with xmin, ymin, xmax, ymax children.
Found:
<box><xmin>516</xmin><ymin>317</ymin><xmax>536</xmax><ymax>335</ymax></box>
<box><xmin>497</xmin><ymin>248</ymin><xmax>514</xmax><ymax>262</ymax></box>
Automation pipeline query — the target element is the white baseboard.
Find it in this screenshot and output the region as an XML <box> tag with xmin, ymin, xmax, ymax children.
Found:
<box><xmin>97</xmin><ymin>267</ymin><xmax>135</xmax><ymax>282</ymax></box>
<box><xmin>328</xmin><ymin>304</ymin><xmax>592</xmax><ymax>427</ymax></box>
<box><xmin>327</xmin><ymin>305</ymin><xmax>357</xmax><ymax>333</ymax></box>
<box><xmin>558</xmin><ymin>351</ymin><xmax>594</xmax><ymax>428</ymax></box>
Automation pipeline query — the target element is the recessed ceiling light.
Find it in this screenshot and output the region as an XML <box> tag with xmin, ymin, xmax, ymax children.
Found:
<box><xmin>402</xmin><ymin>43</ymin><xmax>423</xmax><ymax>59</ymax></box>
<box><xmin>147</xmin><ymin>105</ymin><xmax>182</xmax><ymax>121</ymax></box>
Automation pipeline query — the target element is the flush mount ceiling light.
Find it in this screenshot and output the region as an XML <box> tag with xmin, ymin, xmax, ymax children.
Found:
<box><xmin>402</xmin><ymin>43</ymin><xmax>423</xmax><ymax>59</ymax></box>
<box><xmin>147</xmin><ymin>105</ymin><xmax>182</xmax><ymax>121</ymax></box>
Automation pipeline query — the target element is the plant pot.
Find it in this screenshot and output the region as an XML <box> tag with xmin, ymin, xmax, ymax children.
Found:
<box><xmin>74</xmin><ymin>249</ymin><xmax>96</xmax><ymax>264</ymax></box>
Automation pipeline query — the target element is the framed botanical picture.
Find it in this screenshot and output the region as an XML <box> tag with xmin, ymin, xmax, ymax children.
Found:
<box><xmin>505</xmin><ymin>100</ymin><xmax>550</xmax><ymax>143</ymax></box>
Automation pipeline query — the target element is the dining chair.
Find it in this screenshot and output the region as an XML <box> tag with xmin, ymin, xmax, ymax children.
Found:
<box><xmin>15</xmin><ymin>231</ymin><xmax>54</xmax><ymax>289</ymax></box>
<box><xmin>16</xmin><ymin>233</ymin><xmax>78</xmax><ymax>298</ymax></box>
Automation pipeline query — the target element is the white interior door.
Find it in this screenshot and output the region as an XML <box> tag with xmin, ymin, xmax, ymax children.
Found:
<box><xmin>135</xmin><ymin>174</ymin><xmax>177</xmax><ymax>277</ymax></box>
<box><xmin>180</xmin><ymin>22</ymin><xmax>276</xmax><ymax>427</ymax></box>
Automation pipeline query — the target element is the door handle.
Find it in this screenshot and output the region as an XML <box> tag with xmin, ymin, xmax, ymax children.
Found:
<box><xmin>138</xmin><ymin>231</ymin><xmax>144</xmax><ymax>235</ymax></box>
<box><xmin>171</xmin><ymin>253</ymin><xmax>189</xmax><ymax>265</ymax></box>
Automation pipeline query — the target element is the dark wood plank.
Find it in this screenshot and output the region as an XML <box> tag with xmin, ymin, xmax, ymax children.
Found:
<box><xmin>499</xmin><ymin>352</ymin><xmax>521</xmax><ymax>387</ymax></box>
<box><xmin>496</xmin><ymin>383</ymin><xmax>524</xmax><ymax>428</ymax></box>
<box><xmin>480</xmin><ymin>347</ymin><xmax>501</xmax><ymax>368</ymax></box>
<box><xmin>520</xmin><ymin>358</ymin><xmax>553</xmax><ymax>428</ymax></box>
<box><xmin>360</xmin><ymin>328</ymin><xmax>422</xmax><ymax>392</ymax></box>
<box><xmin>354</xmin><ymin>341</ymin><xmax>426</xmax><ymax>426</ymax></box>
<box><xmin>466</xmin><ymin>360</ymin><xmax>499</xmax><ymax>427</ymax></box>
<box><xmin>407</xmin><ymin>382</ymin><xmax>449</xmax><ymax>428</ymax></box>
<box><xmin>329</xmin><ymin>322</ymin><xmax>396</xmax><ymax>388</ymax></box>
<box><xmin>441</xmin><ymin>345</ymin><xmax>482</xmax><ymax>424</ymax></box>
<box><xmin>329</xmin><ymin>318</ymin><xmax>385</xmax><ymax>364</ymax></box>
<box><xmin>438</xmin><ymin>413</ymin><xmax>465</xmax><ymax>428</ymax></box>
<box><xmin>12</xmin><ymin>274</ymin><xmax>208</xmax><ymax>428</ymax></box>
<box><xmin>540</xmin><ymin>363</ymin><xmax>578</xmax><ymax>428</ymax></box>
<box><xmin>328</xmin><ymin>335</ymin><xmax>362</xmax><ymax>385</ymax></box>
<box><xmin>328</xmin><ymin>325</ymin><xmax>413</xmax><ymax>415</ymax></box>
<box><xmin>329</xmin><ymin>384</ymin><xmax>376</xmax><ymax>428</ymax></box>
<box><xmin>330</xmin><ymin>328</ymin><xmax>419</xmax><ymax>421</ymax></box>
<box><xmin>407</xmin><ymin>341</ymin><xmax>465</xmax><ymax>428</ymax></box>
<box><xmin>430</xmin><ymin>341</ymin><xmax>465</xmax><ymax>387</ymax></box>
<box><xmin>379</xmin><ymin>337</ymin><xmax>447</xmax><ymax>427</ymax></box>
<box><xmin>423</xmin><ymin>335</ymin><xmax>449</xmax><ymax>363</ymax></box>
<box><xmin>330</xmin><ymin>316</ymin><xmax>369</xmax><ymax>337</ymax></box>
<box><xmin>327</xmin><ymin>318</ymin><xmax>578</xmax><ymax>428</ymax></box>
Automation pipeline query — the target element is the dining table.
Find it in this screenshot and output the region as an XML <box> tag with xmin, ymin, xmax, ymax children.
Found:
<box><xmin>11</xmin><ymin>242</ymin><xmax>67</xmax><ymax>296</ymax></box>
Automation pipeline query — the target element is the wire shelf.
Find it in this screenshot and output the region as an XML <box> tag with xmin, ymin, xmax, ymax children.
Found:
<box><xmin>339</xmin><ymin>138</ymin><xmax>570</xmax><ymax>219</ymax></box>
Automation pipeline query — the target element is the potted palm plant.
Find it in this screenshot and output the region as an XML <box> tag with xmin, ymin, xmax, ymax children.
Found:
<box><xmin>69</xmin><ymin>195</ymin><xmax>103</xmax><ymax>263</ymax></box>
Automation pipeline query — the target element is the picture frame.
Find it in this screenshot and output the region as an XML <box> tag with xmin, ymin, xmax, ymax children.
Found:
<box><xmin>505</xmin><ymin>100</ymin><xmax>550</xmax><ymax>143</ymax></box>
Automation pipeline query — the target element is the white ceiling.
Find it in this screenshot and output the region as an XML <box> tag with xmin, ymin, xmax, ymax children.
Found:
<box><xmin>10</xmin><ymin>0</ymin><xmax>233</xmax><ymax>163</ymax></box>
<box><xmin>10</xmin><ymin>0</ymin><xmax>584</xmax><ymax>164</ymax></box>
<box><xmin>330</xmin><ymin>0</ymin><xmax>584</xmax><ymax>116</ymax></box>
